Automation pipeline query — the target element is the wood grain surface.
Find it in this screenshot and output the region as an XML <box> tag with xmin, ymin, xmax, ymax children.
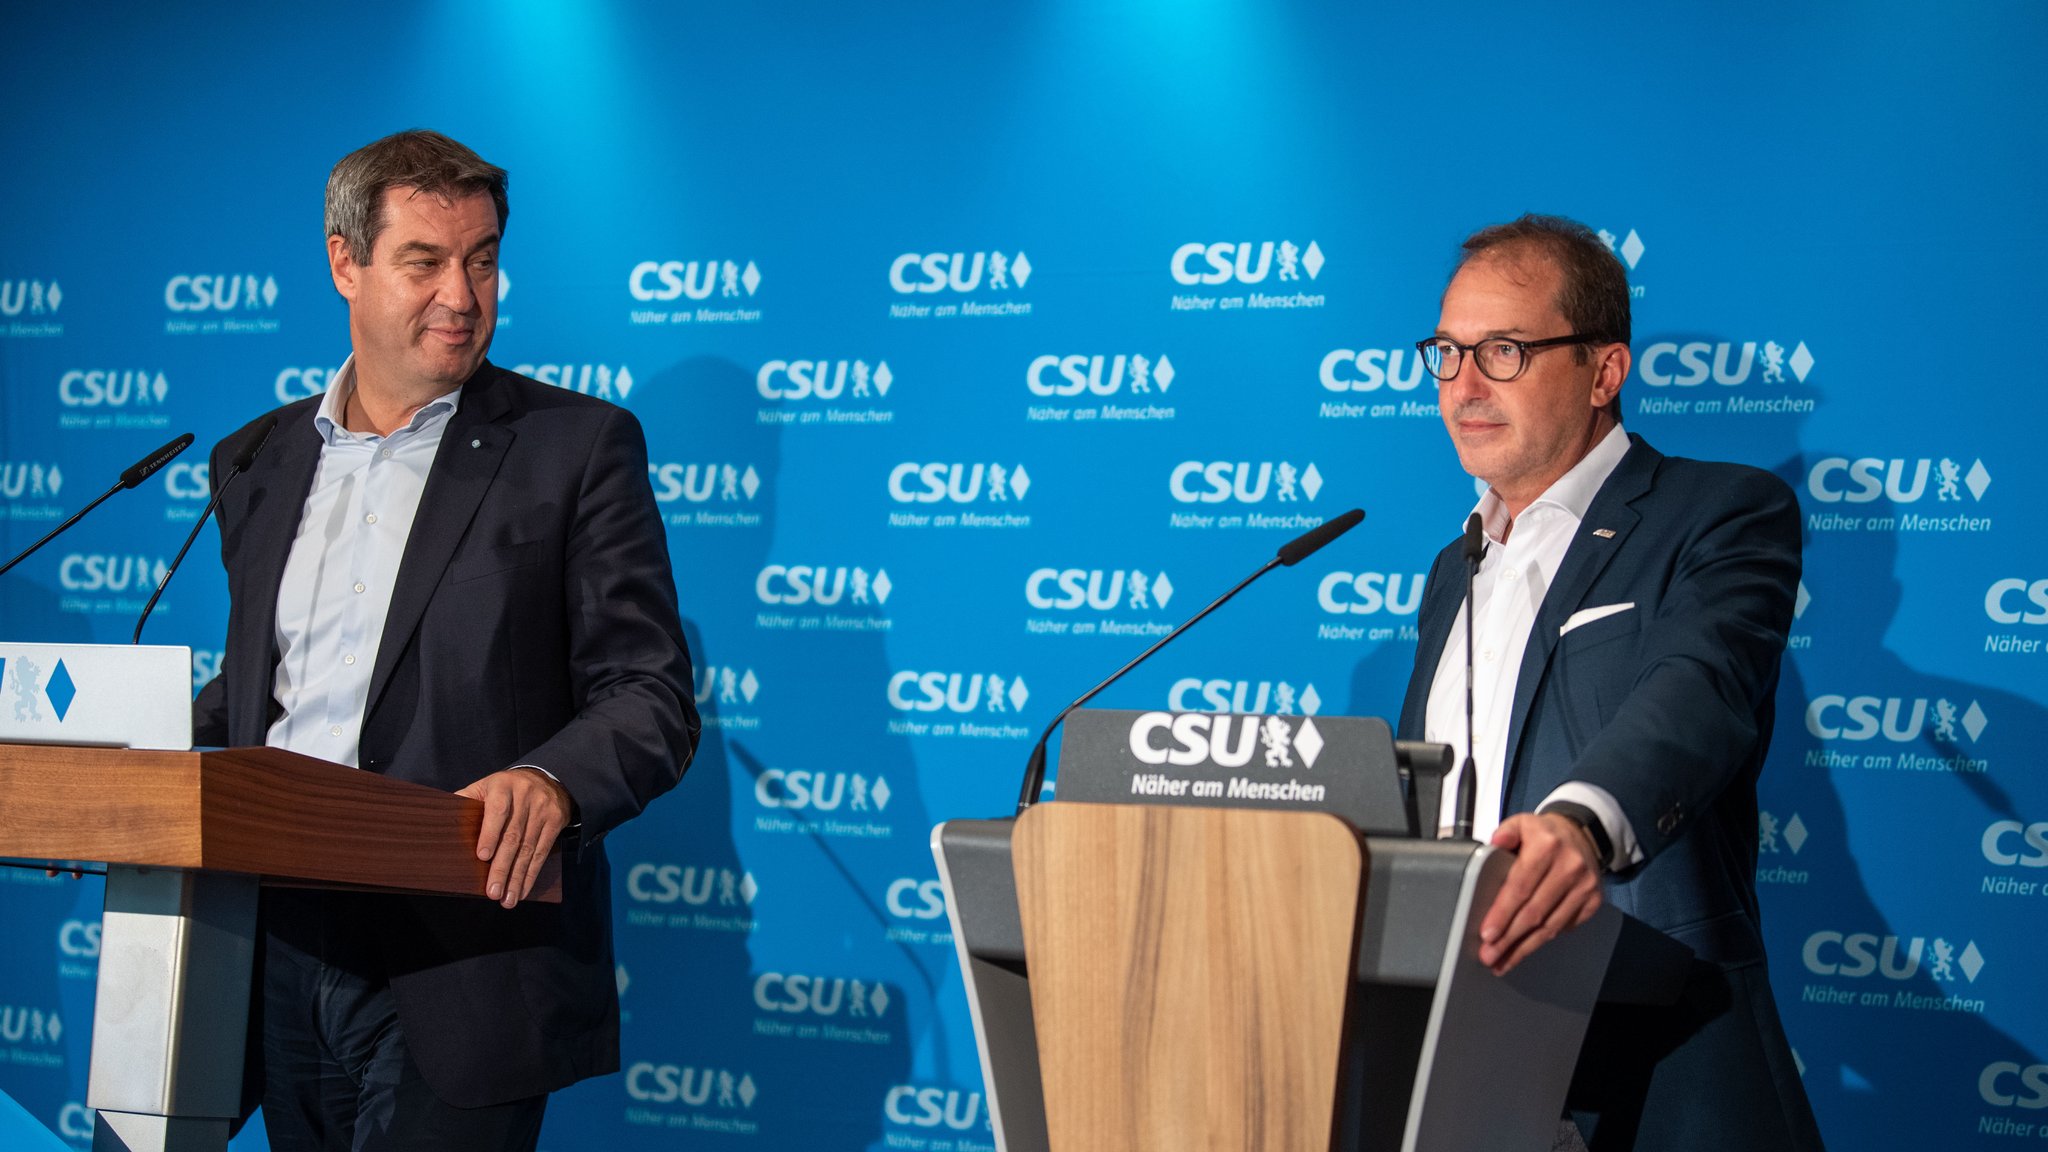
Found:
<box><xmin>1014</xmin><ymin>802</ymin><xmax>1364</xmax><ymax>1152</ymax></box>
<box><xmin>0</xmin><ymin>743</ymin><xmax>559</xmax><ymax>902</ymax></box>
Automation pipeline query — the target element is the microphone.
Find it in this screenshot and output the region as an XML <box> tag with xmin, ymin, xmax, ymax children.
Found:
<box><xmin>1452</xmin><ymin>512</ymin><xmax>1486</xmax><ymax>840</ymax></box>
<box><xmin>133</xmin><ymin>415</ymin><xmax>279</xmax><ymax>644</ymax></box>
<box><xmin>0</xmin><ymin>433</ymin><xmax>194</xmax><ymax>580</ymax></box>
<box><xmin>1014</xmin><ymin>507</ymin><xmax>1365</xmax><ymax>814</ymax></box>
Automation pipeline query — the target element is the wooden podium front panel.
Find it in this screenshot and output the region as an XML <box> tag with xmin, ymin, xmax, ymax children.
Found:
<box><xmin>1014</xmin><ymin>803</ymin><xmax>1364</xmax><ymax>1152</ymax></box>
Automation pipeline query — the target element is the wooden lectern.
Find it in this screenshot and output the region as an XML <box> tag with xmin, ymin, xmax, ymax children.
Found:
<box><xmin>0</xmin><ymin>639</ymin><xmax>558</xmax><ymax>1152</ymax></box>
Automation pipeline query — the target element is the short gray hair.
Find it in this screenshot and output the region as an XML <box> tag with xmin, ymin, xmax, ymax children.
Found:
<box><xmin>325</xmin><ymin>130</ymin><xmax>508</xmax><ymax>264</ymax></box>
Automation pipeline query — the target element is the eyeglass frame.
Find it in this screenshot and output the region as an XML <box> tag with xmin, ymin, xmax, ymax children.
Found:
<box><xmin>1413</xmin><ymin>332</ymin><xmax>1610</xmax><ymax>383</ymax></box>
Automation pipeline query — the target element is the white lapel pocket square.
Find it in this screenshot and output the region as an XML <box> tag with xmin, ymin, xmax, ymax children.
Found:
<box><xmin>1560</xmin><ymin>602</ymin><xmax>1636</xmax><ymax>636</ymax></box>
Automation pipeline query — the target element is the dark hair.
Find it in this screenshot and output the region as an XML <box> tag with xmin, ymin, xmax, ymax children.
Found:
<box><xmin>325</xmin><ymin>130</ymin><xmax>508</xmax><ymax>264</ymax></box>
<box><xmin>1455</xmin><ymin>214</ymin><xmax>1631</xmax><ymax>359</ymax></box>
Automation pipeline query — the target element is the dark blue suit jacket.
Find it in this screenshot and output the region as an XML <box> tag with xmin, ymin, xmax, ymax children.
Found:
<box><xmin>193</xmin><ymin>362</ymin><xmax>698</xmax><ymax>1109</ymax></box>
<box><xmin>1398</xmin><ymin>434</ymin><xmax>1824</xmax><ymax>1151</ymax></box>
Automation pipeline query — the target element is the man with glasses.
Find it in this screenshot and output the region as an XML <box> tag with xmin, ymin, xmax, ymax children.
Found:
<box><xmin>1397</xmin><ymin>216</ymin><xmax>1823</xmax><ymax>1150</ymax></box>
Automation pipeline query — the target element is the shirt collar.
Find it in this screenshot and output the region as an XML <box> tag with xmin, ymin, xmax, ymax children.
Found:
<box><xmin>1471</xmin><ymin>423</ymin><xmax>1632</xmax><ymax>544</ymax></box>
<box><xmin>312</xmin><ymin>354</ymin><xmax>464</xmax><ymax>445</ymax></box>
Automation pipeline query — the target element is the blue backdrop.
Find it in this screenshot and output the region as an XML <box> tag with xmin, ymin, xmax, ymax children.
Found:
<box><xmin>3</xmin><ymin>3</ymin><xmax>2044</xmax><ymax>1148</ymax></box>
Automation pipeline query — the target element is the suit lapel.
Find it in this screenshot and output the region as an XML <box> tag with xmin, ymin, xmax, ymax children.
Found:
<box><xmin>1498</xmin><ymin>435</ymin><xmax>1660</xmax><ymax>800</ymax></box>
<box><xmin>1399</xmin><ymin>540</ymin><xmax>1465</xmax><ymax>740</ymax></box>
<box><xmin>228</xmin><ymin>408</ymin><xmax>323</xmax><ymax>744</ymax></box>
<box><xmin>364</xmin><ymin>367</ymin><xmax>517</xmax><ymax>719</ymax></box>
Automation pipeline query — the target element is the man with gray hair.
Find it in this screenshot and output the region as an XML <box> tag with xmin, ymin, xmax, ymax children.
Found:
<box><xmin>195</xmin><ymin>129</ymin><xmax>697</xmax><ymax>1150</ymax></box>
<box><xmin>1398</xmin><ymin>215</ymin><xmax>1823</xmax><ymax>1149</ymax></box>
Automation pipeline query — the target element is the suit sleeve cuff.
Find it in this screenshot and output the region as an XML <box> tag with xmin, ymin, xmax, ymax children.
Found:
<box><xmin>1539</xmin><ymin>782</ymin><xmax>1643</xmax><ymax>872</ymax></box>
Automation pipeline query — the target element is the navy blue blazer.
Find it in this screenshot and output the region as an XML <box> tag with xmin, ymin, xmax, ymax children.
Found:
<box><xmin>193</xmin><ymin>362</ymin><xmax>698</xmax><ymax>1108</ymax></box>
<box><xmin>1398</xmin><ymin>434</ymin><xmax>1824</xmax><ymax>1150</ymax></box>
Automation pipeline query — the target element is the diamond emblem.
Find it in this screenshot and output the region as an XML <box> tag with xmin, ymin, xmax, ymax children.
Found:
<box><xmin>870</xmin><ymin>569</ymin><xmax>892</xmax><ymax>605</ymax></box>
<box><xmin>737</xmin><ymin>1074</ymin><xmax>757</xmax><ymax>1108</ymax></box>
<box><xmin>1959</xmin><ymin>941</ymin><xmax>1985</xmax><ymax>983</ymax></box>
<box><xmin>870</xmin><ymin>777</ymin><xmax>892</xmax><ymax>811</ymax></box>
<box><xmin>611</xmin><ymin>366</ymin><xmax>635</xmax><ymax>401</ymax></box>
<box><xmin>1150</xmin><ymin>572</ymin><xmax>1174</xmax><ymax>609</ymax></box>
<box><xmin>1788</xmin><ymin>342</ymin><xmax>1814</xmax><ymax>384</ymax></box>
<box><xmin>1962</xmin><ymin>701</ymin><xmax>1987</xmax><ymax>743</ymax></box>
<box><xmin>45</xmin><ymin>659</ymin><xmax>76</xmax><ymax>722</ymax></box>
<box><xmin>1008</xmin><ymin>677</ymin><xmax>1029</xmax><ymax>712</ymax></box>
<box><xmin>152</xmin><ymin>373</ymin><xmax>170</xmax><ymax>403</ymax></box>
<box><xmin>497</xmin><ymin>270</ymin><xmax>511</xmax><ymax>302</ymax></box>
<box><xmin>1619</xmin><ymin>229</ymin><xmax>1645</xmax><ymax>270</ymax></box>
<box><xmin>46</xmin><ymin>465</ymin><xmax>62</xmax><ymax>497</ymax></box>
<box><xmin>1009</xmin><ymin>252</ymin><xmax>1032</xmax><ymax>288</ymax></box>
<box><xmin>741</xmin><ymin>466</ymin><xmax>761</xmax><ymax>500</ymax></box>
<box><xmin>870</xmin><ymin>985</ymin><xmax>890</xmax><ymax>1016</ymax></box>
<box><xmin>1007</xmin><ymin>464</ymin><xmax>1031</xmax><ymax>500</ymax></box>
<box><xmin>616</xmin><ymin>964</ymin><xmax>631</xmax><ymax>996</ymax></box>
<box><xmin>261</xmin><ymin>275</ymin><xmax>279</xmax><ymax>308</ymax></box>
<box><xmin>739</xmin><ymin>669</ymin><xmax>759</xmax><ymax>703</ymax></box>
<box><xmin>1299</xmin><ymin>683</ymin><xmax>1322</xmax><ymax>716</ymax></box>
<box><xmin>1152</xmin><ymin>356</ymin><xmax>1175</xmax><ymax>392</ymax></box>
<box><xmin>1301</xmin><ymin>241</ymin><xmax>1324</xmax><ymax>280</ymax></box>
<box><xmin>1965</xmin><ymin>460</ymin><xmax>1991</xmax><ymax>501</ymax></box>
<box><xmin>739</xmin><ymin>872</ymin><xmax>759</xmax><ymax>903</ymax></box>
<box><xmin>1794</xmin><ymin>581</ymin><xmax>1811</xmax><ymax>620</ymax></box>
<box><xmin>871</xmin><ymin>361</ymin><xmax>893</xmax><ymax>397</ymax></box>
<box><xmin>46</xmin><ymin>282</ymin><xmax>62</xmax><ymax>312</ymax></box>
<box><xmin>740</xmin><ymin>261</ymin><xmax>761</xmax><ymax>295</ymax></box>
<box><xmin>1299</xmin><ymin>463</ymin><xmax>1323</xmax><ymax>501</ymax></box>
<box><xmin>1784</xmin><ymin>813</ymin><xmax>1808</xmax><ymax>854</ymax></box>
<box><xmin>46</xmin><ymin>1014</ymin><xmax>61</xmax><ymax>1044</ymax></box>
<box><xmin>1294</xmin><ymin>718</ymin><xmax>1324</xmax><ymax>768</ymax></box>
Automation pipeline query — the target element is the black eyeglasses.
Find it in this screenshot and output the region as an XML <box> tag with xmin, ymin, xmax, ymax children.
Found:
<box><xmin>1415</xmin><ymin>333</ymin><xmax>1605</xmax><ymax>383</ymax></box>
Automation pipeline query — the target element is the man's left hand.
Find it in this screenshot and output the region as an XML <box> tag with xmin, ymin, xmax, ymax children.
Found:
<box><xmin>456</xmin><ymin>768</ymin><xmax>572</xmax><ymax>909</ymax></box>
<box><xmin>1477</xmin><ymin>811</ymin><xmax>1605</xmax><ymax>975</ymax></box>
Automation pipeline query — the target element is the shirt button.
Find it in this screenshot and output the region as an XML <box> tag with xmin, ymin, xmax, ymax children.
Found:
<box><xmin>1503</xmin><ymin>569</ymin><xmax>1517</xmax><ymax>581</ymax></box>
<box><xmin>343</xmin><ymin>654</ymin><xmax>356</xmax><ymax>666</ymax></box>
<box><xmin>329</xmin><ymin>725</ymin><xmax>342</xmax><ymax>737</ymax></box>
<box><xmin>1482</xmin><ymin>649</ymin><xmax>1496</xmax><ymax>662</ymax></box>
<box><xmin>365</xmin><ymin>513</ymin><xmax>378</xmax><ymax>525</ymax></box>
<box><xmin>380</xmin><ymin>449</ymin><xmax>392</xmax><ymax>460</ymax></box>
<box><xmin>353</xmin><ymin>582</ymin><xmax>366</xmax><ymax>594</ymax></box>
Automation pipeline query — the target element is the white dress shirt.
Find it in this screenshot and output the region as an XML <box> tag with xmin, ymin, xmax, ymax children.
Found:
<box><xmin>267</xmin><ymin>358</ymin><xmax>460</xmax><ymax>767</ymax></box>
<box><xmin>1425</xmin><ymin>423</ymin><xmax>1642</xmax><ymax>869</ymax></box>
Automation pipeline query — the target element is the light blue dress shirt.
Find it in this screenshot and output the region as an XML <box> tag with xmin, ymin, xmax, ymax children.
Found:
<box><xmin>267</xmin><ymin>358</ymin><xmax>460</xmax><ymax>767</ymax></box>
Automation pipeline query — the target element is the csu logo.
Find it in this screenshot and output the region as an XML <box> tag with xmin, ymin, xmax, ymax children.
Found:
<box><xmin>1171</xmin><ymin>240</ymin><xmax>1324</xmax><ymax>286</ymax></box>
<box><xmin>1638</xmin><ymin>340</ymin><xmax>1812</xmax><ymax>386</ymax></box>
<box><xmin>0</xmin><ymin>462</ymin><xmax>62</xmax><ymax>501</ymax></box>
<box><xmin>626</xmin><ymin>863</ymin><xmax>757</xmax><ymax>906</ymax></box>
<box><xmin>625</xmin><ymin>1063</ymin><xmax>757</xmax><ymax>1108</ymax></box>
<box><xmin>1982</xmin><ymin>821</ymin><xmax>2048</xmax><ymax>867</ymax></box>
<box><xmin>754</xmin><ymin>973</ymin><xmax>891</xmax><ymax>1019</ymax></box>
<box><xmin>1128</xmin><ymin>712</ymin><xmax>1325</xmax><ymax>770</ymax></box>
<box><xmin>757</xmin><ymin>359</ymin><xmax>893</xmax><ymax>400</ymax></box>
<box><xmin>60</xmin><ymin>554</ymin><xmax>170</xmax><ymax>592</ymax></box>
<box><xmin>694</xmin><ymin>665</ymin><xmax>760</xmax><ymax>706</ymax></box>
<box><xmin>164</xmin><ymin>274</ymin><xmax>277</xmax><ymax>312</ymax></box>
<box><xmin>889</xmin><ymin>251</ymin><xmax>1031</xmax><ymax>294</ymax></box>
<box><xmin>1169</xmin><ymin>679</ymin><xmax>1322</xmax><ymax>717</ymax></box>
<box><xmin>1982</xmin><ymin>1063</ymin><xmax>2048</xmax><ymax>1109</ymax></box>
<box><xmin>628</xmin><ymin>259</ymin><xmax>761</xmax><ymax>301</ymax></box>
<box><xmin>58</xmin><ymin>919</ymin><xmax>100</xmax><ymax>958</ymax></box>
<box><xmin>1320</xmin><ymin>348</ymin><xmax>1429</xmax><ymax>393</ymax></box>
<box><xmin>1807</xmin><ymin>457</ymin><xmax>1990</xmax><ymax>504</ymax></box>
<box><xmin>888</xmin><ymin>672</ymin><xmax>1028</xmax><ymax>714</ymax></box>
<box><xmin>1026</xmin><ymin>568</ymin><xmax>1175</xmax><ymax>612</ymax></box>
<box><xmin>755</xmin><ymin>769</ymin><xmax>891</xmax><ymax>813</ymax></box>
<box><xmin>1171</xmin><ymin>461</ymin><xmax>1323</xmax><ymax>504</ymax></box>
<box><xmin>512</xmin><ymin>362</ymin><xmax>636</xmax><ymax>402</ymax></box>
<box><xmin>885</xmin><ymin>877</ymin><xmax>947</xmax><ymax>920</ymax></box>
<box><xmin>1985</xmin><ymin>578</ymin><xmax>2048</xmax><ymax>624</ymax></box>
<box><xmin>1804</xmin><ymin>695</ymin><xmax>1986</xmax><ymax>743</ymax></box>
<box><xmin>1317</xmin><ymin>571</ymin><xmax>1426</xmax><ymax>616</ymax></box>
<box><xmin>884</xmin><ymin>1086</ymin><xmax>987</xmax><ymax>1131</ymax></box>
<box><xmin>1802</xmin><ymin>932</ymin><xmax>1984</xmax><ymax>982</ymax></box>
<box><xmin>59</xmin><ymin>370</ymin><xmax>168</xmax><ymax>407</ymax></box>
<box><xmin>191</xmin><ymin>649</ymin><xmax>224</xmax><ymax>689</ymax></box>
<box><xmin>0</xmin><ymin>279</ymin><xmax>61</xmax><ymax>316</ymax></box>
<box><xmin>0</xmin><ymin>1006</ymin><xmax>63</xmax><ymax>1046</ymax></box>
<box><xmin>889</xmin><ymin>462</ymin><xmax>1030</xmax><ymax>503</ymax></box>
<box><xmin>275</xmin><ymin>366</ymin><xmax>340</xmax><ymax>403</ymax></box>
<box><xmin>164</xmin><ymin>462</ymin><xmax>209</xmax><ymax>500</ymax></box>
<box><xmin>1027</xmin><ymin>354</ymin><xmax>1175</xmax><ymax>397</ymax></box>
<box><xmin>755</xmin><ymin>565</ymin><xmax>891</xmax><ymax>607</ymax></box>
<box><xmin>650</xmin><ymin>463</ymin><xmax>761</xmax><ymax>504</ymax></box>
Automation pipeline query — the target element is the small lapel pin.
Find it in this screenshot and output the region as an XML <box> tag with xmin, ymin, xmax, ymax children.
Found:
<box><xmin>471</xmin><ymin>439</ymin><xmax>482</xmax><ymax>448</ymax></box>
<box><xmin>1593</xmin><ymin>528</ymin><xmax>1616</xmax><ymax>538</ymax></box>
